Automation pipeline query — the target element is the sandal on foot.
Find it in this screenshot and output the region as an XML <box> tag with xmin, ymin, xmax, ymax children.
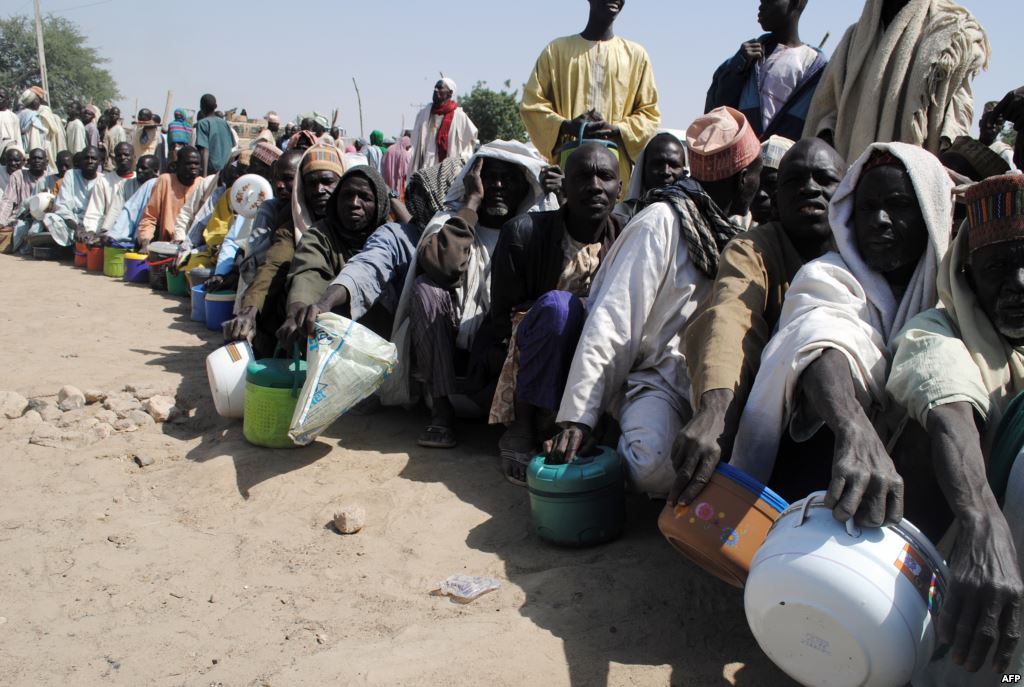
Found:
<box><xmin>418</xmin><ymin>425</ymin><xmax>457</xmax><ymax>449</ymax></box>
<box><xmin>501</xmin><ymin>448</ymin><xmax>534</xmax><ymax>487</ymax></box>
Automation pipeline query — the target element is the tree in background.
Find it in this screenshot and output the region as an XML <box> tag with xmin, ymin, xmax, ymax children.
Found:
<box><xmin>460</xmin><ymin>80</ymin><xmax>526</xmax><ymax>144</ymax></box>
<box><xmin>0</xmin><ymin>14</ymin><xmax>118</xmax><ymax>117</ymax></box>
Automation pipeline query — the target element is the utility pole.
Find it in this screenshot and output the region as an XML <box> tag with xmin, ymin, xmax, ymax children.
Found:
<box><xmin>352</xmin><ymin>78</ymin><xmax>364</xmax><ymax>139</ymax></box>
<box><xmin>33</xmin><ymin>0</ymin><xmax>50</xmax><ymax>104</ymax></box>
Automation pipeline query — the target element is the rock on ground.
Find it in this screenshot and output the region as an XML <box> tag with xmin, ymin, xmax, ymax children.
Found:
<box><xmin>57</xmin><ymin>386</ymin><xmax>86</xmax><ymax>412</ymax></box>
<box><xmin>333</xmin><ymin>506</ymin><xmax>366</xmax><ymax>535</ymax></box>
<box><xmin>0</xmin><ymin>391</ymin><xmax>29</xmax><ymax>419</ymax></box>
<box><xmin>143</xmin><ymin>396</ymin><xmax>178</xmax><ymax>423</ymax></box>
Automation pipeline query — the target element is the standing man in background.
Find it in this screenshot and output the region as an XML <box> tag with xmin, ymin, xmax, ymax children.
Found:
<box><xmin>409</xmin><ymin>79</ymin><xmax>478</xmax><ymax>173</ymax></box>
<box><xmin>520</xmin><ymin>0</ymin><xmax>660</xmax><ymax>194</ymax></box>
<box><xmin>195</xmin><ymin>94</ymin><xmax>236</xmax><ymax>175</ymax></box>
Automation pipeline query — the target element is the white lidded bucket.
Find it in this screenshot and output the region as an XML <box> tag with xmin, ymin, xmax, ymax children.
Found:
<box><xmin>206</xmin><ymin>341</ymin><xmax>254</xmax><ymax>419</ymax></box>
<box><xmin>744</xmin><ymin>491</ymin><xmax>947</xmax><ymax>687</ymax></box>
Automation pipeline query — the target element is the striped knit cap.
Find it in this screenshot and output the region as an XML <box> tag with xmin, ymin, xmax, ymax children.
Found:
<box><xmin>301</xmin><ymin>145</ymin><xmax>343</xmax><ymax>177</ymax></box>
<box><xmin>966</xmin><ymin>174</ymin><xmax>1024</xmax><ymax>254</ymax></box>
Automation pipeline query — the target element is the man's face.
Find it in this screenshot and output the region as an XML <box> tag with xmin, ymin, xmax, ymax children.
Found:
<box><xmin>336</xmin><ymin>174</ymin><xmax>377</xmax><ymax>233</ymax></box>
<box><xmin>776</xmin><ymin>139</ymin><xmax>845</xmax><ymax>245</ymax></box>
<box><xmin>57</xmin><ymin>152</ymin><xmax>73</xmax><ymax>175</ymax></box>
<box><xmin>5</xmin><ymin>149</ymin><xmax>25</xmax><ymax>174</ymax></box>
<box><xmin>979</xmin><ymin>111</ymin><xmax>1004</xmax><ymax>147</ymax></box>
<box><xmin>479</xmin><ymin>159</ymin><xmax>529</xmax><ymax>225</ymax></box>
<box><xmin>432</xmin><ymin>81</ymin><xmax>452</xmax><ymax>107</ymax></box>
<box><xmin>970</xmin><ymin>241</ymin><xmax>1024</xmax><ymax>343</ymax></box>
<box><xmin>732</xmin><ymin>156</ymin><xmax>763</xmax><ymax>217</ymax></box>
<box><xmin>81</xmin><ymin>108</ymin><xmax>95</xmax><ymax>125</ymax></box>
<box><xmin>273</xmin><ymin>157</ymin><xmax>300</xmax><ymax>204</ymax></box>
<box><xmin>564</xmin><ymin>146</ymin><xmax>621</xmax><ymax>224</ymax></box>
<box><xmin>751</xmin><ymin>166</ymin><xmax>779</xmax><ymax>224</ymax></box>
<box><xmin>588</xmin><ymin>0</ymin><xmax>624</xmax><ymax>22</ymax></box>
<box><xmin>853</xmin><ymin>165</ymin><xmax>928</xmax><ymax>276</ymax></box>
<box><xmin>758</xmin><ymin>0</ymin><xmax>791</xmax><ymax>32</ymax></box>
<box><xmin>268</xmin><ymin>121</ymin><xmax>279</xmax><ymax>133</ymax></box>
<box><xmin>642</xmin><ymin>137</ymin><xmax>686</xmax><ymax>193</ymax></box>
<box><xmin>113</xmin><ymin>143</ymin><xmax>133</xmax><ymax>175</ymax></box>
<box><xmin>303</xmin><ymin>170</ymin><xmax>341</xmax><ymax>220</ymax></box>
<box><xmin>27</xmin><ymin>149</ymin><xmax>47</xmax><ymax>176</ymax></box>
<box><xmin>80</xmin><ymin>147</ymin><xmax>100</xmax><ymax>176</ymax></box>
<box><xmin>176</xmin><ymin>151</ymin><xmax>202</xmax><ymax>185</ymax></box>
<box><xmin>136</xmin><ymin>157</ymin><xmax>159</xmax><ymax>184</ymax></box>
<box><xmin>109</xmin><ymin>107</ymin><xmax>120</xmax><ymax>120</ymax></box>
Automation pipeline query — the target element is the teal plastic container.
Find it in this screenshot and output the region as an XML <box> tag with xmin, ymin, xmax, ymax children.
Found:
<box><xmin>242</xmin><ymin>352</ymin><xmax>307</xmax><ymax>449</ymax></box>
<box><xmin>527</xmin><ymin>446</ymin><xmax>624</xmax><ymax>547</ymax></box>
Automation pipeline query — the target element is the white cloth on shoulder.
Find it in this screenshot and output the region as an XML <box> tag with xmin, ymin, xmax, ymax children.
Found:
<box><xmin>730</xmin><ymin>142</ymin><xmax>954</xmax><ymax>482</ymax></box>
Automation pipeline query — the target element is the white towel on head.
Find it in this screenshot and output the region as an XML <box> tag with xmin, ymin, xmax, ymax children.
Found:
<box><xmin>730</xmin><ymin>142</ymin><xmax>954</xmax><ymax>481</ymax></box>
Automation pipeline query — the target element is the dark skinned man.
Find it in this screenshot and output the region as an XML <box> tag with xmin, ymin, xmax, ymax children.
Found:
<box><xmin>671</xmin><ymin>137</ymin><xmax>845</xmax><ymax>507</ymax></box>
<box><xmin>1</xmin><ymin>147</ymin><xmax>24</xmax><ymax>194</ymax></box>
<box><xmin>730</xmin><ymin>143</ymin><xmax>954</xmax><ymax>532</ymax></box>
<box><xmin>409</xmin><ymin>78</ymin><xmax>478</xmax><ymax>173</ymax></box>
<box><xmin>277</xmin><ymin>165</ymin><xmax>393</xmax><ymax>347</ymax></box>
<box><xmin>137</xmin><ymin>145</ymin><xmax>203</xmax><ymax>252</ymax></box>
<box><xmin>195</xmin><ymin>94</ymin><xmax>235</xmax><ymax>175</ymax></box>
<box><xmin>490</xmin><ymin>143</ymin><xmax>622</xmax><ymax>484</ymax></box>
<box><xmin>750</xmin><ymin>135</ymin><xmax>794</xmax><ymax>225</ymax></box>
<box><xmin>545</xmin><ymin>107</ymin><xmax>760</xmax><ymax>496</ymax></box>
<box><xmin>707</xmin><ymin>0</ymin><xmax>826</xmax><ymax>142</ymax></box>
<box><xmin>616</xmin><ymin>132</ymin><xmax>687</xmax><ymax>222</ymax></box>
<box><xmin>522</xmin><ymin>0</ymin><xmax>659</xmax><ymax>198</ymax></box>
<box><xmin>385</xmin><ymin>142</ymin><xmax>558</xmax><ymax>447</ymax></box>
<box><xmin>0</xmin><ymin>148</ymin><xmax>48</xmax><ymax>252</ymax></box>
<box><xmin>41</xmin><ymin>145</ymin><xmax>101</xmax><ymax>247</ymax></box>
<box><xmin>991</xmin><ymin>86</ymin><xmax>1024</xmax><ymax>171</ymax></box>
<box><xmin>225</xmin><ymin>147</ymin><xmax>341</xmax><ymax>358</ymax></box>
<box><xmin>65</xmin><ymin>102</ymin><xmax>87</xmax><ymax>156</ymax></box>
<box><xmin>81</xmin><ymin>141</ymin><xmax>138</xmax><ymax>244</ymax></box>
<box><xmin>888</xmin><ymin>174</ymin><xmax>1024</xmax><ymax>682</ymax></box>
<box><xmin>805</xmin><ymin>0</ymin><xmax>989</xmax><ymax>161</ymax></box>
<box><xmin>101</xmin><ymin>154</ymin><xmax>160</xmax><ymax>245</ymax></box>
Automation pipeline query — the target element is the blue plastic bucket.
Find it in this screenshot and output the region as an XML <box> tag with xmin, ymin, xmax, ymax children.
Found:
<box><xmin>204</xmin><ymin>291</ymin><xmax>236</xmax><ymax>332</ymax></box>
<box><xmin>191</xmin><ymin>284</ymin><xmax>207</xmax><ymax>323</ymax></box>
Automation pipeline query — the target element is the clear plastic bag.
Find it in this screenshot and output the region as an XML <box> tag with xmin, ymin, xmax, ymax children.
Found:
<box><xmin>288</xmin><ymin>313</ymin><xmax>398</xmax><ymax>445</ymax></box>
<box><xmin>433</xmin><ymin>575</ymin><xmax>501</xmax><ymax>603</ymax></box>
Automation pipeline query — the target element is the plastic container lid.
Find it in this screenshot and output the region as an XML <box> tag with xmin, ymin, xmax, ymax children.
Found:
<box><xmin>147</xmin><ymin>241</ymin><xmax>179</xmax><ymax>257</ymax></box>
<box><xmin>716</xmin><ymin>463</ymin><xmax>788</xmax><ymax>513</ymax></box>
<box><xmin>527</xmin><ymin>446</ymin><xmax>622</xmax><ymax>494</ymax></box>
<box><xmin>246</xmin><ymin>358</ymin><xmax>307</xmax><ymax>389</ymax></box>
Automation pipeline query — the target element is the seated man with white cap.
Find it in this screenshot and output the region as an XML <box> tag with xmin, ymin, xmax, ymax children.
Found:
<box><xmin>408</xmin><ymin>78</ymin><xmax>478</xmax><ymax>173</ymax></box>
<box><xmin>750</xmin><ymin>134</ymin><xmax>794</xmax><ymax>225</ymax></box>
<box><xmin>544</xmin><ymin>106</ymin><xmax>762</xmax><ymax>496</ymax></box>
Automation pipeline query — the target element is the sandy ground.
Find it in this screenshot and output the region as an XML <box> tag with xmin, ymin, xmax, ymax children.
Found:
<box><xmin>0</xmin><ymin>254</ymin><xmax>798</xmax><ymax>687</ymax></box>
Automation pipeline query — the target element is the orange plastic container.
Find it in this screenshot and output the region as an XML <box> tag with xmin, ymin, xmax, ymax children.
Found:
<box><xmin>658</xmin><ymin>464</ymin><xmax>788</xmax><ymax>588</ymax></box>
<box><xmin>85</xmin><ymin>245</ymin><xmax>104</xmax><ymax>272</ymax></box>
<box><xmin>74</xmin><ymin>241</ymin><xmax>87</xmax><ymax>268</ymax></box>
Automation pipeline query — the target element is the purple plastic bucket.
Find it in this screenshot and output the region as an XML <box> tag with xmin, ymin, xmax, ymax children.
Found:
<box><xmin>123</xmin><ymin>255</ymin><xmax>149</xmax><ymax>283</ymax></box>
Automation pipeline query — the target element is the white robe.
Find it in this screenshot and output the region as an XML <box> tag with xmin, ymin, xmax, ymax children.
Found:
<box><xmin>730</xmin><ymin>142</ymin><xmax>955</xmax><ymax>481</ymax></box>
<box><xmin>557</xmin><ymin>202</ymin><xmax>715</xmax><ymax>495</ymax></box>
<box><xmin>81</xmin><ymin>171</ymin><xmax>138</xmax><ymax>235</ymax></box>
<box><xmin>409</xmin><ymin>105</ymin><xmax>478</xmax><ymax>173</ymax></box>
<box><xmin>42</xmin><ymin>169</ymin><xmax>98</xmax><ymax>246</ymax></box>
<box><xmin>0</xmin><ymin>111</ymin><xmax>23</xmax><ymax>153</ymax></box>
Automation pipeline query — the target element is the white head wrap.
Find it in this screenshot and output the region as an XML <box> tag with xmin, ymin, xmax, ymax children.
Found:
<box><xmin>440</xmin><ymin>77</ymin><xmax>457</xmax><ymax>95</ymax></box>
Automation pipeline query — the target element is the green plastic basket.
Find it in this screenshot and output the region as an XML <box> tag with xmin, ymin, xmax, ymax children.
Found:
<box><xmin>103</xmin><ymin>246</ymin><xmax>127</xmax><ymax>278</ymax></box>
<box><xmin>166</xmin><ymin>269</ymin><xmax>190</xmax><ymax>297</ymax></box>
<box><xmin>242</xmin><ymin>346</ymin><xmax>307</xmax><ymax>449</ymax></box>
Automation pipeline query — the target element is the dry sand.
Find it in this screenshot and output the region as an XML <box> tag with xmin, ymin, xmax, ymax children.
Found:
<box><xmin>0</xmin><ymin>255</ymin><xmax>797</xmax><ymax>686</ymax></box>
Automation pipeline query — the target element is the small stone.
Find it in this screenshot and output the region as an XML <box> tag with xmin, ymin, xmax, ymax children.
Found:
<box><xmin>133</xmin><ymin>454</ymin><xmax>154</xmax><ymax>468</ymax></box>
<box><xmin>208</xmin><ymin>594</ymin><xmax>215</xmax><ymax>604</ymax></box>
<box><xmin>104</xmin><ymin>395</ymin><xmax>142</xmax><ymax>419</ymax></box>
<box><xmin>113</xmin><ymin>419</ymin><xmax>138</xmax><ymax>433</ymax></box>
<box><xmin>86</xmin><ymin>423</ymin><xmax>112</xmax><ymax>444</ymax></box>
<box><xmin>0</xmin><ymin>391</ymin><xmax>29</xmax><ymax>419</ymax></box>
<box><xmin>127</xmin><ymin>410</ymin><xmax>155</xmax><ymax>428</ymax></box>
<box><xmin>125</xmin><ymin>384</ymin><xmax>171</xmax><ymax>401</ymax></box>
<box><xmin>20</xmin><ymin>410</ymin><xmax>42</xmax><ymax>425</ymax></box>
<box><xmin>57</xmin><ymin>409</ymin><xmax>88</xmax><ymax>428</ymax></box>
<box><xmin>29</xmin><ymin>424</ymin><xmax>63</xmax><ymax>448</ymax></box>
<box><xmin>332</xmin><ymin>506</ymin><xmax>366</xmax><ymax>535</ymax></box>
<box><xmin>211</xmin><ymin>658</ymin><xmax>219</xmax><ymax>665</ymax></box>
<box><xmin>84</xmin><ymin>389</ymin><xmax>106</xmax><ymax>405</ymax></box>
<box><xmin>94</xmin><ymin>409</ymin><xmax>118</xmax><ymax>425</ymax></box>
<box><xmin>143</xmin><ymin>396</ymin><xmax>178</xmax><ymax>423</ymax></box>
<box><xmin>57</xmin><ymin>386</ymin><xmax>86</xmax><ymax>412</ymax></box>
<box><xmin>39</xmin><ymin>405</ymin><xmax>63</xmax><ymax>423</ymax></box>
<box><xmin>315</xmin><ymin>633</ymin><xmax>327</xmax><ymax>645</ymax></box>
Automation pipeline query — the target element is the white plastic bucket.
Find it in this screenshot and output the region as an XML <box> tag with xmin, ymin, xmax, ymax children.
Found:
<box><xmin>744</xmin><ymin>492</ymin><xmax>947</xmax><ymax>687</ymax></box>
<box><xmin>206</xmin><ymin>341</ymin><xmax>254</xmax><ymax>419</ymax></box>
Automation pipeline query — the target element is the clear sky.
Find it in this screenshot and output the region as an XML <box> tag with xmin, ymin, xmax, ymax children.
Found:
<box><xmin>13</xmin><ymin>0</ymin><xmax>1017</xmax><ymax>138</ymax></box>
